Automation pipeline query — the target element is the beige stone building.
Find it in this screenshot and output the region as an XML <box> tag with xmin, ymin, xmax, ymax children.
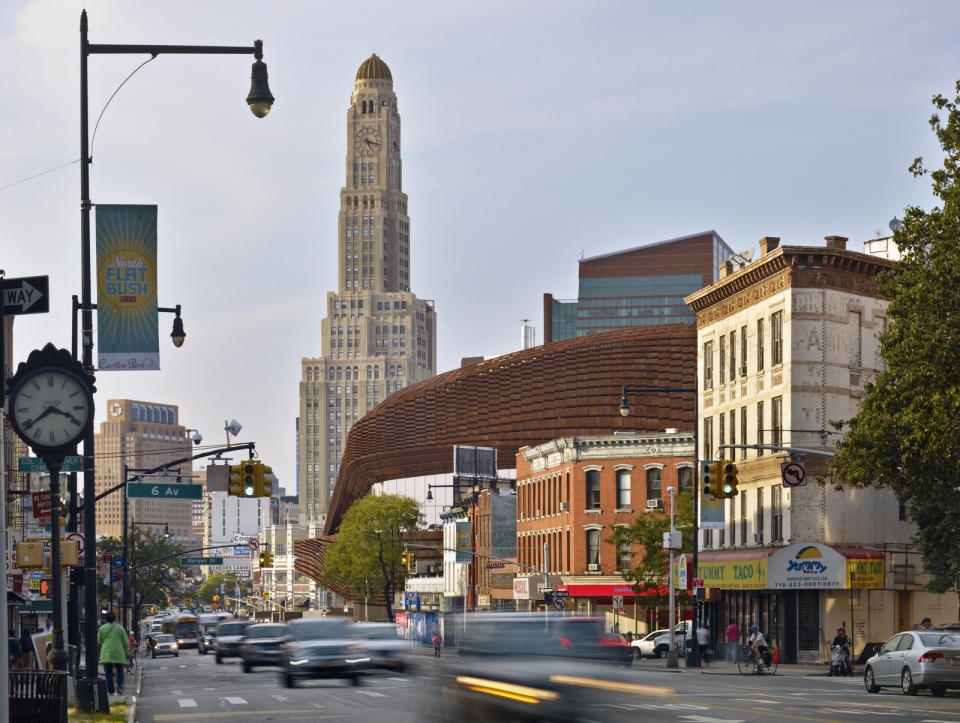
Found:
<box><xmin>684</xmin><ymin>236</ymin><xmax>949</xmax><ymax>664</ymax></box>
<box><xmin>94</xmin><ymin>399</ymin><xmax>193</xmax><ymax>542</ymax></box>
<box><xmin>299</xmin><ymin>55</ymin><xmax>437</xmax><ymax>525</ymax></box>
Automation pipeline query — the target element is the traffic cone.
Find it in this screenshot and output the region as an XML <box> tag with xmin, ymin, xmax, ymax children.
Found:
<box><xmin>773</xmin><ymin>648</ymin><xmax>781</xmax><ymax>664</ymax></box>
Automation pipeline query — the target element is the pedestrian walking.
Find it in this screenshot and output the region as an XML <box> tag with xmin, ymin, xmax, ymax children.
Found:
<box><xmin>724</xmin><ymin>619</ymin><xmax>740</xmax><ymax>663</ymax></box>
<box><xmin>8</xmin><ymin>629</ymin><xmax>22</xmax><ymax>669</ymax></box>
<box><xmin>97</xmin><ymin>612</ymin><xmax>130</xmax><ymax>696</ymax></box>
<box><xmin>19</xmin><ymin>628</ymin><xmax>36</xmax><ymax>669</ymax></box>
<box><xmin>431</xmin><ymin>630</ymin><xmax>443</xmax><ymax>658</ymax></box>
<box><xmin>920</xmin><ymin>617</ymin><xmax>933</xmax><ymax>630</ymax></box>
<box><xmin>696</xmin><ymin>624</ymin><xmax>710</xmax><ymax>665</ymax></box>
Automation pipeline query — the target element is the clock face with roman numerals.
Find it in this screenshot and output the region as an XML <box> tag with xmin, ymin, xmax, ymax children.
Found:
<box><xmin>10</xmin><ymin>368</ymin><xmax>93</xmax><ymax>452</ymax></box>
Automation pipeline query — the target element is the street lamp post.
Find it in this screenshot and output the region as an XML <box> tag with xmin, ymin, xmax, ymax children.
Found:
<box><xmin>619</xmin><ymin>383</ymin><xmax>700</xmax><ymax>667</ymax></box>
<box><xmin>77</xmin><ymin>11</ymin><xmax>273</xmax><ymax>707</ymax></box>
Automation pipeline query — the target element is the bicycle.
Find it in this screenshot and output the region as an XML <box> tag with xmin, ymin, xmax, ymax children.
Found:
<box><xmin>737</xmin><ymin>644</ymin><xmax>777</xmax><ymax>675</ymax></box>
<box><xmin>125</xmin><ymin>650</ymin><xmax>139</xmax><ymax>676</ymax></box>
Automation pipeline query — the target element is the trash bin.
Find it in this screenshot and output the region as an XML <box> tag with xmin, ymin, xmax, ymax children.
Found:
<box><xmin>684</xmin><ymin>637</ymin><xmax>700</xmax><ymax>667</ymax></box>
<box><xmin>9</xmin><ymin>670</ymin><xmax>69</xmax><ymax>723</ymax></box>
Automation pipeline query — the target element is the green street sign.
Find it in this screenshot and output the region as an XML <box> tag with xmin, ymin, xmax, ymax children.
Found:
<box><xmin>18</xmin><ymin>456</ymin><xmax>83</xmax><ymax>473</ymax></box>
<box><xmin>127</xmin><ymin>482</ymin><xmax>203</xmax><ymax>500</ymax></box>
<box><xmin>180</xmin><ymin>557</ymin><xmax>223</xmax><ymax>566</ymax></box>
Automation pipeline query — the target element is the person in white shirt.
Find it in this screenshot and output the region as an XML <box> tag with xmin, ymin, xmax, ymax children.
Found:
<box><xmin>748</xmin><ymin>625</ymin><xmax>768</xmax><ymax>671</ymax></box>
<box><xmin>696</xmin><ymin>624</ymin><xmax>710</xmax><ymax>665</ymax></box>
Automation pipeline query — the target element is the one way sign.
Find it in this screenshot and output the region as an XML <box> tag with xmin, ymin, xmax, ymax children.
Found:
<box><xmin>2</xmin><ymin>276</ymin><xmax>49</xmax><ymax>316</ymax></box>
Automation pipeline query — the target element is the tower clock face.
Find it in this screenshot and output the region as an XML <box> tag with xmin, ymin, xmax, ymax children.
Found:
<box><xmin>10</xmin><ymin>368</ymin><xmax>92</xmax><ymax>451</ymax></box>
<box><xmin>355</xmin><ymin>127</ymin><xmax>382</xmax><ymax>157</ymax></box>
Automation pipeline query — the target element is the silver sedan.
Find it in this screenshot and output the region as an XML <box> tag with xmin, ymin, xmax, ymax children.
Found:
<box><xmin>863</xmin><ymin>630</ymin><xmax>960</xmax><ymax>696</ymax></box>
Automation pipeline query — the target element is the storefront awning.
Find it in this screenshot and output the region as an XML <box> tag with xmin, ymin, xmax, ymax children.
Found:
<box><xmin>7</xmin><ymin>591</ymin><xmax>29</xmax><ymax>606</ymax></box>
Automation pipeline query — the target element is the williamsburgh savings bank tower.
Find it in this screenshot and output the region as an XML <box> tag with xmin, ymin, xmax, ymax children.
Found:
<box><xmin>298</xmin><ymin>55</ymin><xmax>438</xmax><ymax>524</ymax></box>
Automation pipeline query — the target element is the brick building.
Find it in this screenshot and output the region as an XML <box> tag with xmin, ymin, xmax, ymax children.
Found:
<box><xmin>514</xmin><ymin>433</ymin><xmax>694</xmax><ymax>634</ymax></box>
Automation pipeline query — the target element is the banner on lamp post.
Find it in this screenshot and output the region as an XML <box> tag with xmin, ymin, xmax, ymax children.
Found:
<box><xmin>96</xmin><ymin>204</ymin><xmax>159</xmax><ymax>371</ymax></box>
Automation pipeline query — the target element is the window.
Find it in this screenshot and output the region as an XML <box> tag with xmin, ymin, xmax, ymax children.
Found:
<box><xmin>587</xmin><ymin>530</ymin><xmax>601</xmax><ymax>567</ymax></box>
<box><xmin>719</xmin><ymin>336</ymin><xmax>726</xmax><ymax>385</ymax></box>
<box><xmin>898</xmin><ymin>501</ymin><xmax>908</xmax><ymax>521</ymax></box>
<box><xmin>757</xmin><ymin>318</ymin><xmax>765</xmax><ymax>371</ymax></box>
<box><xmin>617</xmin><ymin>540</ymin><xmax>632</xmax><ymax>571</ymax></box>
<box><xmin>586</xmin><ymin>470</ymin><xmax>601</xmax><ymax>509</ymax></box>
<box><xmin>730</xmin><ymin>331</ymin><xmax>737</xmax><ymax>378</ymax></box>
<box><xmin>756</xmin><ymin>487</ymin><xmax>764</xmax><ymax>545</ymax></box>
<box><xmin>757</xmin><ymin>401</ymin><xmax>764</xmax><ymax>456</ymax></box>
<box><xmin>772</xmin><ymin>311</ymin><xmax>783</xmax><ymax>366</ymax></box>
<box><xmin>719</xmin><ymin>413</ymin><xmax>726</xmax><ymax>449</ymax></box>
<box><xmin>740</xmin><ymin>326</ymin><xmax>747</xmax><ymax>375</ymax></box>
<box><xmin>646</xmin><ymin>468</ymin><xmax>662</xmax><ymax>501</ymax></box>
<box><xmin>772</xmin><ymin>396</ymin><xmax>783</xmax><ymax>446</ymax></box>
<box><xmin>703</xmin><ymin>417</ymin><xmax>713</xmax><ymax>461</ymax></box>
<box><xmin>740</xmin><ymin>407</ymin><xmax>748</xmax><ymax>460</ymax></box>
<box><xmin>678</xmin><ymin>466</ymin><xmax>693</xmax><ymax>495</ymax></box>
<box><xmin>616</xmin><ymin>470</ymin><xmax>631</xmax><ymax>508</ymax></box>
<box><xmin>704</xmin><ymin>341</ymin><xmax>714</xmax><ymax>388</ymax></box>
<box><xmin>772</xmin><ymin>485</ymin><xmax>783</xmax><ymax>542</ymax></box>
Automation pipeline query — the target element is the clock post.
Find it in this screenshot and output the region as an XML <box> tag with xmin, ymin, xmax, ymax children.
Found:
<box><xmin>43</xmin><ymin>451</ymin><xmax>70</xmax><ymax>672</ymax></box>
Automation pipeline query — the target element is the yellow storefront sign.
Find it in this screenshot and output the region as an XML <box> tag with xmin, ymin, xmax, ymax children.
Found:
<box><xmin>698</xmin><ymin>558</ymin><xmax>768</xmax><ymax>590</ymax></box>
<box><xmin>847</xmin><ymin>558</ymin><xmax>884</xmax><ymax>589</ymax></box>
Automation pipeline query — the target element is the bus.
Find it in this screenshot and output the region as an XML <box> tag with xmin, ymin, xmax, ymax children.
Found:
<box><xmin>161</xmin><ymin>612</ymin><xmax>200</xmax><ymax>648</ymax></box>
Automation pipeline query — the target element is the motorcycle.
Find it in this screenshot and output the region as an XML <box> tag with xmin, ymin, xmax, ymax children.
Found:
<box><xmin>829</xmin><ymin>644</ymin><xmax>849</xmax><ymax>677</ymax></box>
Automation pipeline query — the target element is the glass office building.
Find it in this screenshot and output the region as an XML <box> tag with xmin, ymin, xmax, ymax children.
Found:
<box><xmin>544</xmin><ymin>231</ymin><xmax>733</xmax><ymax>342</ymax></box>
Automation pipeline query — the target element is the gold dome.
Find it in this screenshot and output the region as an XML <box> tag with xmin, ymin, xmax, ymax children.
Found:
<box><xmin>355</xmin><ymin>54</ymin><xmax>392</xmax><ymax>82</ymax></box>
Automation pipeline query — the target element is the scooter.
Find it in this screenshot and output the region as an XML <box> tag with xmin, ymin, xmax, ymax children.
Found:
<box><xmin>829</xmin><ymin>645</ymin><xmax>848</xmax><ymax>677</ymax></box>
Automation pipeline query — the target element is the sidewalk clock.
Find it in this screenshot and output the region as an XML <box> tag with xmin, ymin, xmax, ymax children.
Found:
<box><xmin>7</xmin><ymin>342</ymin><xmax>96</xmax><ymax>459</ymax></box>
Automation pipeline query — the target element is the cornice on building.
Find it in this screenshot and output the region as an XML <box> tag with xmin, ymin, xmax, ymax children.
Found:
<box><xmin>522</xmin><ymin>433</ymin><xmax>696</xmax><ymax>473</ymax></box>
<box><xmin>684</xmin><ymin>244</ymin><xmax>894</xmax><ymax>326</ymax></box>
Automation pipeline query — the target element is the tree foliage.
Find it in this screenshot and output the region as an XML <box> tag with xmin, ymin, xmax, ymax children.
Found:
<box><xmin>321</xmin><ymin>494</ymin><xmax>423</xmax><ymax>622</ymax></box>
<box><xmin>830</xmin><ymin>80</ymin><xmax>960</xmax><ymax>592</ymax></box>
<box><xmin>608</xmin><ymin>492</ymin><xmax>694</xmax><ymax>610</ymax></box>
<box><xmin>194</xmin><ymin>571</ymin><xmax>251</xmax><ymax>606</ymax></box>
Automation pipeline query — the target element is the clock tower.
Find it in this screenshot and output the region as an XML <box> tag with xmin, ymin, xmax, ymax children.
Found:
<box><xmin>297</xmin><ymin>55</ymin><xmax>437</xmax><ymax>525</ymax></box>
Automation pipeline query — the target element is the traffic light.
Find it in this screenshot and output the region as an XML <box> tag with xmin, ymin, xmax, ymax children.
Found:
<box><xmin>257</xmin><ymin>463</ymin><xmax>274</xmax><ymax>498</ymax></box>
<box><xmin>406</xmin><ymin>551</ymin><xmax>416</xmax><ymax>572</ymax></box>
<box><xmin>262</xmin><ymin>591</ymin><xmax>269</xmax><ymax>599</ymax></box>
<box><xmin>213</xmin><ymin>595</ymin><xmax>219</xmax><ymax>602</ymax></box>
<box><xmin>400</xmin><ymin>551</ymin><xmax>409</xmax><ymax>568</ymax></box>
<box><xmin>230</xmin><ymin>461</ymin><xmax>257</xmax><ymax>498</ymax></box>
<box><xmin>259</xmin><ymin>550</ymin><xmax>274</xmax><ymax>569</ymax></box>
<box><xmin>701</xmin><ymin>460</ymin><xmax>716</xmax><ymax>498</ymax></box>
<box><xmin>721</xmin><ymin>460</ymin><xmax>739</xmax><ymax>498</ymax></box>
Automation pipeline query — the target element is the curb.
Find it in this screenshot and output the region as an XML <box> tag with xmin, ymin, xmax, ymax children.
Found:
<box><xmin>127</xmin><ymin>666</ymin><xmax>143</xmax><ymax>723</ymax></box>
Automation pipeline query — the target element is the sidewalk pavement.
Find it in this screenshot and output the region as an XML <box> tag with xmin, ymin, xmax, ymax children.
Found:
<box><xmin>631</xmin><ymin>657</ymin><xmax>844</xmax><ymax>677</ymax></box>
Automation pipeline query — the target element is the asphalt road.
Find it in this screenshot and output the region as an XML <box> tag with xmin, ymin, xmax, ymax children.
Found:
<box><xmin>134</xmin><ymin>648</ymin><xmax>960</xmax><ymax>723</ymax></box>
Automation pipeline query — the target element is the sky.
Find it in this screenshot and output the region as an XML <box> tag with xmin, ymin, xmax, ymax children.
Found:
<box><xmin>2</xmin><ymin>1</ymin><xmax>959</xmax><ymax>493</ymax></box>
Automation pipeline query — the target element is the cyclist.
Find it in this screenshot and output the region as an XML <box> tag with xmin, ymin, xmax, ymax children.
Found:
<box><xmin>748</xmin><ymin>625</ymin><xmax>768</xmax><ymax>672</ymax></box>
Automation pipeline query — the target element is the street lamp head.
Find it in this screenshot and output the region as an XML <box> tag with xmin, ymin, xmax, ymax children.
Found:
<box><xmin>170</xmin><ymin>308</ymin><xmax>186</xmax><ymax>348</ymax></box>
<box><xmin>247</xmin><ymin>40</ymin><xmax>274</xmax><ymax>118</ymax></box>
<box><xmin>619</xmin><ymin>393</ymin><xmax>630</xmax><ymax>417</ymax></box>
<box><xmin>426</xmin><ymin>487</ymin><xmax>434</xmax><ymax>501</ymax></box>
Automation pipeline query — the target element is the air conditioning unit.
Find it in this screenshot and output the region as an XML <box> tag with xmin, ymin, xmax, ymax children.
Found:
<box><xmin>588</xmin><ymin>564</ymin><xmax>599</xmax><ymax>571</ymax></box>
<box><xmin>739</xmin><ymin>366</ymin><xmax>748</xmax><ymax>376</ymax></box>
<box><xmin>705</xmin><ymin>379</ymin><xmax>714</xmax><ymax>389</ymax></box>
<box><xmin>753</xmin><ymin>533</ymin><xmax>761</xmax><ymax>543</ymax></box>
<box><xmin>647</xmin><ymin>499</ymin><xmax>663</xmax><ymax>510</ymax></box>
<box><xmin>560</xmin><ymin>502</ymin><xmax>570</xmax><ymax>512</ymax></box>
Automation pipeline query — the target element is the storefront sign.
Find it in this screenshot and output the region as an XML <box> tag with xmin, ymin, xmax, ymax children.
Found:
<box><xmin>768</xmin><ymin>544</ymin><xmax>845</xmax><ymax>589</ymax></box>
<box><xmin>513</xmin><ymin>577</ymin><xmax>530</xmax><ymax>600</ymax></box>
<box><xmin>847</xmin><ymin>557</ymin><xmax>884</xmax><ymax>589</ymax></box>
<box><xmin>554</xmin><ymin>584</ymin><xmax>640</xmax><ymax>597</ymax></box>
<box><xmin>395</xmin><ymin>612</ymin><xmax>408</xmax><ymax>628</ymax></box>
<box><xmin>694</xmin><ymin>554</ymin><xmax>770</xmax><ymax>591</ymax></box>
<box><xmin>96</xmin><ymin>204</ymin><xmax>160</xmax><ymax>371</ymax></box>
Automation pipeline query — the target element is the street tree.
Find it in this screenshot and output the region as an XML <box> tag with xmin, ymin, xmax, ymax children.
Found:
<box><xmin>830</xmin><ymin>80</ymin><xmax>960</xmax><ymax>592</ymax></box>
<box><xmin>608</xmin><ymin>491</ymin><xmax>693</xmax><ymax>612</ymax></box>
<box><xmin>195</xmin><ymin>571</ymin><xmax>251</xmax><ymax>606</ymax></box>
<box><xmin>321</xmin><ymin>493</ymin><xmax>423</xmax><ymax>622</ymax></box>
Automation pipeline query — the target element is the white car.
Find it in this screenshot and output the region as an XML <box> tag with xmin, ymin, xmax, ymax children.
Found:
<box><xmin>863</xmin><ymin>630</ymin><xmax>960</xmax><ymax>696</ymax></box>
<box><xmin>631</xmin><ymin>629</ymin><xmax>669</xmax><ymax>659</ymax></box>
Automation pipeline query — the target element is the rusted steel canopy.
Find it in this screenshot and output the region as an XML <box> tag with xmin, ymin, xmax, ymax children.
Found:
<box><xmin>324</xmin><ymin>324</ymin><xmax>696</xmax><ymax>535</ymax></box>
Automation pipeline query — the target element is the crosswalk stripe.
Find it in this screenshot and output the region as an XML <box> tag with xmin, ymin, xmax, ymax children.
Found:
<box><xmin>178</xmin><ymin>699</ymin><xmax>197</xmax><ymax>708</ymax></box>
<box><xmin>224</xmin><ymin>697</ymin><xmax>248</xmax><ymax>705</ymax></box>
<box><xmin>356</xmin><ymin>691</ymin><xmax>386</xmax><ymax>697</ymax></box>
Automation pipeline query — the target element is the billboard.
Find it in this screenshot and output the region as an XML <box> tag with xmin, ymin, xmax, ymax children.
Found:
<box><xmin>454</xmin><ymin>446</ymin><xmax>498</xmax><ymax>479</ymax></box>
<box><xmin>96</xmin><ymin>204</ymin><xmax>159</xmax><ymax>371</ymax></box>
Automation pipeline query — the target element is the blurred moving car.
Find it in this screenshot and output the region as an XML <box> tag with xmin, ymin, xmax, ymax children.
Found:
<box><xmin>151</xmin><ymin>633</ymin><xmax>179</xmax><ymax>658</ymax></box>
<box><xmin>241</xmin><ymin>623</ymin><xmax>289</xmax><ymax>673</ymax></box>
<box><xmin>280</xmin><ymin>618</ymin><xmax>369</xmax><ymax>688</ymax></box>
<box><xmin>630</xmin><ymin>629</ymin><xmax>668</xmax><ymax>660</ymax></box>
<box><xmin>354</xmin><ymin>622</ymin><xmax>410</xmax><ymax>673</ymax></box>
<box><xmin>198</xmin><ymin>612</ymin><xmax>233</xmax><ymax>655</ymax></box>
<box><xmin>863</xmin><ymin>630</ymin><xmax>960</xmax><ymax>696</ymax></box>
<box><xmin>214</xmin><ymin>620</ymin><xmax>250</xmax><ymax>664</ymax></box>
<box><xmin>444</xmin><ymin>614</ymin><xmax>672</xmax><ymax>722</ymax></box>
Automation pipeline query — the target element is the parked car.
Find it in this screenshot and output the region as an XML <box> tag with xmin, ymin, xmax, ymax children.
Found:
<box><xmin>863</xmin><ymin>630</ymin><xmax>960</xmax><ymax>696</ymax></box>
<box><xmin>151</xmin><ymin>633</ymin><xmax>179</xmax><ymax>658</ymax></box>
<box><xmin>241</xmin><ymin>623</ymin><xmax>289</xmax><ymax>672</ymax></box>
<box><xmin>214</xmin><ymin>620</ymin><xmax>250</xmax><ymax>664</ymax></box>
<box><xmin>631</xmin><ymin>629</ymin><xmax>669</xmax><ymax>659</ymax></box>
<box><xmin>280</xmin><ymin>618</ymin><xmax>368</xmax><ymax>688</ymax></box>
<box><xmin>651</xmin><ymin>621</ymin><xmax>691</xmax><ymax>659</ymax></box>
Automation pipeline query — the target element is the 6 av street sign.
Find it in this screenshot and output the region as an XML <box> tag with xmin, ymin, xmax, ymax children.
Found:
<box><xmin>127</xmin><ymin>482</ymin><xmax>203</xmax><ymax>499</ymax></box>
<box><xmin>181</xmin><ymin>557</ymin><xmax>223</xmax><ymax>566</ymax></box>
<box><xmin>2</xmin><ymin>276</ymin><xmax>49</xmax><ymax>316</ymax></box>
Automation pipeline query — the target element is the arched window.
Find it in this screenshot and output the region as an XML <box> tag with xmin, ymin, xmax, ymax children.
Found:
<box><xmin>370</xmin><ymin>199</ymin><xmax>376</xmax><ymax>209</ymax></box>
<box><xmin>647</xmin><ymin>468</ymin><xmax>662</xmax><ymax>501</ymax></box>
<box><xmin>362</xmin><ymin>100</ymin><xmax>367</xmax><ymax>113</ymax></box>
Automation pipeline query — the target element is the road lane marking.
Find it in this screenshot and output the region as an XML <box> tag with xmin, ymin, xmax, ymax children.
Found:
<box><xmin>356</xmin><ymin>690</ymin><xmax>386</xmax><ymax>697</ymax></box>
<box><xmin>269</xmin><ymin>695</ymin><xmax>288</xmax><ymax>701</ymax></box>
<box><xmin>387</xmin><ymin>677</ymin><xmax>406</xmax><ymax>681</ymax></box>
<box><xmin>172</xmin><ymin>691</ymin><xmax>182</xmax><ymax>695</ymax></box>
<box><xmin>155</xmin><ymin>711</ymin><xmax>325</xmax><ymax>721</ymax></box>
<box><xmin>224</xmin><ymin>697</ymin><xmax>247</xmax><ymax>705</ymax></box>
<box><xmin>679</xmin><ymin>717</ymin><xmax>745</xmax><ymax>723</ymax></box>
<box><xmin>178</xmin><ymin>699</ymin><xmax>197</xmax><ymax>708</ymax></box>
